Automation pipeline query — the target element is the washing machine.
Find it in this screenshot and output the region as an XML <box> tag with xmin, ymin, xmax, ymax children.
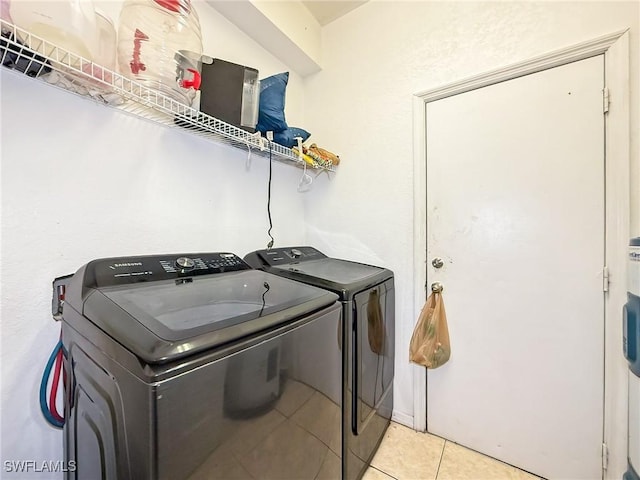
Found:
<box><xmin>244</xmin><ymin>246</ymin><xmax>395</xmax><ymax>480</ymax></box>
<box><xmin>59</xmin><ymin>252</ymin><xmax>343</xmax><ymax>480</ymax></box>
<box><xmin>625</xmin><ymin>238</ymin><xmax>640</xmax><ymax>480</ymax></box>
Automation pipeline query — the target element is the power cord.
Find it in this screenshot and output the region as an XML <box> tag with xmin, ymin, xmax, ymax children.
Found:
<box><xmin>259</xmin><ymin>281</ymin><xmax>270</xmax><ymax>316</ymax></box>
<box><xmin>266</xmin><ymin>138</ymin><xmax>275</xmax><ymax>249</ymax></box>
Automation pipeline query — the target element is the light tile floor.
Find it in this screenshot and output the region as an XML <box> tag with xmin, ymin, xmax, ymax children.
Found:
<box><xmin>188</xmin><ymin>379</ymin><xmax>541</xmax><ymax>480</ymax></box>
<box><xmin>364</xmin><ymin>423</ymin><xmax>542</xmax><ymax>480</ymax></box>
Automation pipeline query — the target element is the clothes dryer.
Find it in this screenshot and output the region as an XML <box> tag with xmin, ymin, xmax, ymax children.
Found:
<box><xmin>60</xmin><ymin>252</ymin><xmax>342</xmax><ymax>480</ymax></box>
<box><xmin>244</xmin><ymin>246</ymin><xmax>395</xmax><ymax>480</ymax></box>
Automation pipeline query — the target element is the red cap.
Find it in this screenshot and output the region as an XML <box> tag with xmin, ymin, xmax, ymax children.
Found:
<box><xmin>153</xmin><ymin>0</ymin><xmax>189</xmax><ymax>14</ymax></box>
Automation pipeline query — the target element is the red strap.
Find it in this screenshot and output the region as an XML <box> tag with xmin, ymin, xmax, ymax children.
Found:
<box><xmin>49</xmin><ymin>346</ymin><xmax>64</xmax><ymax>423</ymax></box>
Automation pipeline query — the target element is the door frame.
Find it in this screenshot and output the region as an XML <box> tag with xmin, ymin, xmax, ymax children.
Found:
<box><xmin>411</xmin><ymin>30</ymin><xmax>630</xmax><ymax>479</ymax></box>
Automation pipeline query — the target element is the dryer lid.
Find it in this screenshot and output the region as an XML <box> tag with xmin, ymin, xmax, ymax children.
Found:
<box><xmin>273</xmin><ymin>258</ymin><xmax>382</xmax><ymax>284</ymax></box>
<box><xmin>271</xmin><ymin>258</ymin><xmax>393</xmax><ymax>299</ymax></box>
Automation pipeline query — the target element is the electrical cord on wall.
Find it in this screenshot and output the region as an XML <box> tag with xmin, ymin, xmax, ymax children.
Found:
<box><xmin>266</xmin><ymin>139</ymin><xmax>275</xmax><ymax>249</ymax></box>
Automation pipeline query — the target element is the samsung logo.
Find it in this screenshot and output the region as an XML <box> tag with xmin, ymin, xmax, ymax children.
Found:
<box><xmin>113</xmin><ymin>262</ymin><xmax>143</xmax><ymax>267</ymax></box>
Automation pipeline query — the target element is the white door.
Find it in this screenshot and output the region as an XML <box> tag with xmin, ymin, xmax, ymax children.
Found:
<box><xmin>425</xmin><ymin>56</ymin><xmax>605</xmax><ymax>480</ymax></box>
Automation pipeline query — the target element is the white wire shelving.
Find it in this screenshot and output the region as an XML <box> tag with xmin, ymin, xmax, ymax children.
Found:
<box><xmin>0</xmin><ymin>19</ymin><xmax>336</xmax><ymax>172</ymax></box>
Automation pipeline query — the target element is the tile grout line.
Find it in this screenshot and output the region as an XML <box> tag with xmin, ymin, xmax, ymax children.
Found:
<box><xmin>434</xmin><ymin>440</ymin><xmax>447</xmax><ymax>479</ymax></box>
<box><xmin>369</xmin><ymin>465</ymin><xmax>399</xmax><ymax>480</ymax></box>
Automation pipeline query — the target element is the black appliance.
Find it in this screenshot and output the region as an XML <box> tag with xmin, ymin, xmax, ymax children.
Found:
<box><xmin>198</xmin><ymin>57</ymin><xmax>260</xmax><ymax>132</ymax></box>
<box><xmin>244</xmin><ymin>246</ymin><xmax>395</xmax><ymax>480</ymax></box>
<box><xmin>60</xmin><ymin>252</ymin><xmax>342</xmax><ymax>479</ymax></box>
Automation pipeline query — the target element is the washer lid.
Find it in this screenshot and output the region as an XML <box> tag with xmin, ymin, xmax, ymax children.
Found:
<box><xmin>272</xmin><ymin>258</ymin><xmax>393</xmax><ymax>298</ymax></box>
<box><xmin>82</xmin><ymin>269</ymin><xmax>338</xmax><ymax>363</ymax></box>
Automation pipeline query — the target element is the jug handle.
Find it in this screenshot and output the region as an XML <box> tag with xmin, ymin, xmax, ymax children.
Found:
<box><xmin>181</xmin><ymin>69</ymin><xmax>201</xmax><ymax>90</ymax></box>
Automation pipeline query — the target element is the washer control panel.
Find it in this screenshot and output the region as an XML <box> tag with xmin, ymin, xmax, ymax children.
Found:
<box><xmin>86</xmin><ymin>252</ymin><xmax>250</xmax><ymax>287</ymax></box>
<box><xmin>245</xmin><ymin>246</ymin><xmax>326</xmax><ymax>267</ymax></box>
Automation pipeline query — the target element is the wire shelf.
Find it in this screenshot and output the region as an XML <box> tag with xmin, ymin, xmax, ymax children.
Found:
<box><xmin>0</xmin><ymin>19</ymin><xmax>336</xmax><ymax>172</ymax></box>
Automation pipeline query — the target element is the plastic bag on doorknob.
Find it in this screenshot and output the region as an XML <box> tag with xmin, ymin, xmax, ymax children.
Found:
<box><xmin>409</xmin><ymin>292</ymin><xmax>451</xmax><ymax>368</ymax></box>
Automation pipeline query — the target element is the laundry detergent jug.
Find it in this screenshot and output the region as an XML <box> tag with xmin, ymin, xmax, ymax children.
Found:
<box><xmin>117</xmin><ymin>0</ymin><xmax>202</xmax><ymax>106</ymax></box>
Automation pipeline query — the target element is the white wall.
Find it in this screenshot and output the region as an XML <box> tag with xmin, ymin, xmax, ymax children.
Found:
<box><xmin>302</xmin><ymin>0</ymin><xmax>639</xmax><ymax>459</ymax></box>
<box><xmin>0</xmin><ymin>1</ymin><xmax>308</xmax><ymax>475</ymax></box>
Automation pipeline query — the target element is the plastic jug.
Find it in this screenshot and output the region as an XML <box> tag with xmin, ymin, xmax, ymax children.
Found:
<box><xmin>81</xmin><ymin>8</ymin><xmax>116</xmax><ymax>82</ymax></box>
<box><xmin>9</xmin><ymin>0</ymin><xmax>99</xmax><ymax>64</ymax></box>
<box><xmin>117</xmin><ymin>0</ymin><xmax>202</xmax><ymax>106</ymax></box>
<box><xmin>94</xmin><ymin>9</ymin><xmax>116</xmax><ymax>71</ymax></box>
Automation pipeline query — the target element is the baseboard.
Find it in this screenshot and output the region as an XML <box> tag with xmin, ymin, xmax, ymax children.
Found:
<box><xmin>391</xmin><ymin>410</ymin><xmax>414</xmax><ymax>429</ymax></box>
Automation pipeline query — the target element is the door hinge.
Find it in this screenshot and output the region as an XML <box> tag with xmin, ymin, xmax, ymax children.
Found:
<box><xmin>602</xmin><ymin>442</ymin><xmax>608</xmax><ymax>470</ymax></box>
<box><xmin>603</xmin><ymin>87</ymin><xmax>610</xmax><ymax>114</ymax></box>
<box><xmin>603</xmin><ymin>266</ymin><xmax>610</xmax><ymax>292</ymax></box>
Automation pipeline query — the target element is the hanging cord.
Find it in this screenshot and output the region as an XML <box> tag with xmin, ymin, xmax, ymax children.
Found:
<box><xmin>49</xmin><ymin>341</ymin><xmax>65</xmax><ymax>424</ymax></box>
<box><xmin>40</xmin><ymin>336</ymin><xmax>65</xmax><ymax>428</ymax></box>
<box><xmin>259</xmin><ymin>281</ymin><xmax>271</xmax><ymax>316</ymax></box>
<box><xmin>266</xmin><ymin>139</ymin><xmax>274</xmax><ymax>249</ymax></box>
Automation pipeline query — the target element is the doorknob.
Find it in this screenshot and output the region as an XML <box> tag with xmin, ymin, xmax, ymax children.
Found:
<box><xmin>431</xmin><ymin>257</ymin><xmax>444</xmax><ymax>269</ymax></box>
<box><xmin>431</xmin><ymin>282</ymin><xmax>444</xmax><ymax>293</ymax></box>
